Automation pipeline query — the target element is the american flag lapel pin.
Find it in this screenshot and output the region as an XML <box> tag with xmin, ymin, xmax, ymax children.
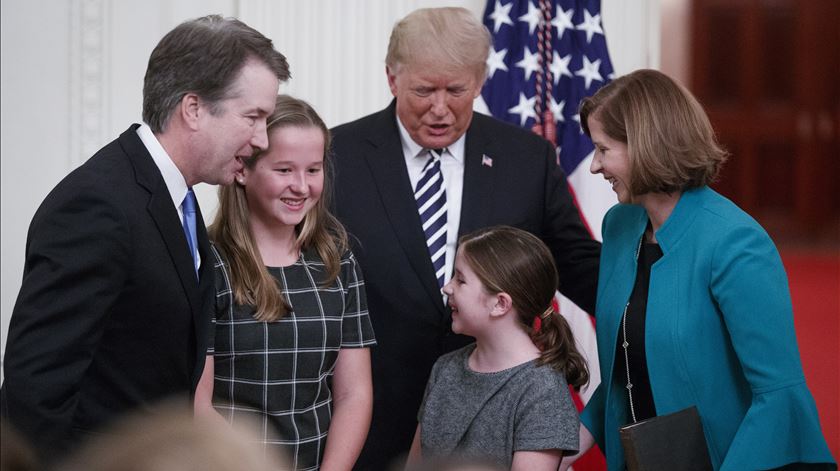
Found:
<box><xmin>481</xmin><ymin>154</ymin><xmax>493</xmax><ymax>167</ymax></box>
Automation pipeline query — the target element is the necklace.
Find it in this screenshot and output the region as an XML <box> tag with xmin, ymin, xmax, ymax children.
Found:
<box><xmin>621</xmin><ymin>234</ymin><xmax>645</xmax><ymax>423</ymax></box>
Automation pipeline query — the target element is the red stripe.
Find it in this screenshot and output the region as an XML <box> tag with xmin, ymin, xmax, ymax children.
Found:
<box><xmin>565</xmin><ymin>181</ymin><xmax>596</xmax><ymax>239</ymax></box>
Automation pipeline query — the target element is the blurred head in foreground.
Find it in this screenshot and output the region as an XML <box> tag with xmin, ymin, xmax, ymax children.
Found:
<box><xmin>56</xmin><ymin>401</ymin><xmax>287</xmax><ymax>471</ymax></box>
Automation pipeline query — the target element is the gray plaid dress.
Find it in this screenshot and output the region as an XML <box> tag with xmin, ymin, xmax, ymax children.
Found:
<box><xmin>209</xmin><ymin>245</ymin><xmax>376</xmax><ymax>471</ymax></box>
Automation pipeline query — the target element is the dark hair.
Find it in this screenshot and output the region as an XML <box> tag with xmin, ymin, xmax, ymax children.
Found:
<box><xmin>210</xmin><ymin>95</ymin><xmax>347</xmax><ymax>322</ymax></box>
<box><xmin>579</xmin><ymin>69</ymin><xmax>727</xmax><ymax>195</ymax></box>
<box><xmin>458</xmin><ymin>226</ymin><xmax>589</xmax><ymax>390</ymax></box>
<box><xmin>142</xmin><ymin>15</ymin><xmax>290</xmax><ymax>133</ymax></box>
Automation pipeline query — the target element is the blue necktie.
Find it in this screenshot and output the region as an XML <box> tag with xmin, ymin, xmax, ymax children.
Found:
<box><xmin>414</xmin><ymin>149</ymin><xmax>448</xmax><ymax>288</ymax></box>
<box><xmin>181</xmin><ymin>188</ymin><xmax>199</xmax><ymax>275</ymax></box>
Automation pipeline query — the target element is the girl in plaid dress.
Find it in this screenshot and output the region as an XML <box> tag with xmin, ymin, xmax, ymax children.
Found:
<box><xmin>195</xmin><ymin>95</ymin><xmax>376</xmax><ymax>471</ymax></box>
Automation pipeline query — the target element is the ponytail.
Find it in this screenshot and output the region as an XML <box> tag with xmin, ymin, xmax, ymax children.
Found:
<box><xmin>531</xmin><ymin>307</ymin><xmax>589</xmax><ymax>391</ymax></box>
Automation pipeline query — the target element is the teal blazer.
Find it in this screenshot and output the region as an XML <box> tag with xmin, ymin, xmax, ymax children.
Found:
<box><xmin>581</xmin><ymin>186</ymin><xmax>835</xmax><ymax>470</ymax></box>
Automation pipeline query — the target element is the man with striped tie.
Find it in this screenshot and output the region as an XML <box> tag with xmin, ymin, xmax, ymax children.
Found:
<box><xmin>331</xmin><ymin>8</ymin><xmax>601</xmax><ymax>470</ymax></box>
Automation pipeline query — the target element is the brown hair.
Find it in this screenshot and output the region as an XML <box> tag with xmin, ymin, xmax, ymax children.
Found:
<box><xmin>143</xmin><ymin>15</ymin><xmax>290</xmax><ymax>133</ymax></box>
<box><xmin>579</xmin><ymin>69</ymin><xmax>728</xmax><ymax>195</ymax></box>
<box><xmin>1</xmin><ymin>419</ymin><xmax>39</xmax><ymax>471</ymax></box>
<box><xmin>56</xmin><ymin>401</ymin><xmax>286</xmax><ymax>471</ymax></box>
<box><xmin>209</xmin><ymin>95</ymin><xmax>348</xmax><ymax>322</ymax></box>
<box><xmin>458</xmin><ymin>226</ymin><xmax>589</xmax><ymax>390</ymax></box>
<box><xmin>386</xmin><ymin>7</ymin><xmax>490</xmax><ymax>82</ymax></box>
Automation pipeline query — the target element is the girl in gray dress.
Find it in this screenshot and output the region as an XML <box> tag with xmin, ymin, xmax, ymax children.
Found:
<box><xmin>407</xmin><ymin>226</ymin><xmax>588</xmax><ymax>471</ymax></box>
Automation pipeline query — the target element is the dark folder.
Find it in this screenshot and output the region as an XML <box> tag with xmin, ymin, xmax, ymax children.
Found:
<box><xmin>619</xmin><ymin>405</ymin><xmax>713</xmax><ymax>471</ymax></box>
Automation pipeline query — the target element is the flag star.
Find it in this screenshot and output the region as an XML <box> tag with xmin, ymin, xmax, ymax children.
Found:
<box><xmin>575</xmin><ymin>55</ymin><xmax>603</xmax><ymax>89</ymax></box>
<box><xmin>488</xmin><ymin>0</ymin><xmax>514</xmax><ymax>33</ymax></box>
<box><xmin>486</xmin><ymin>47</ymin><xmax>509</xmax><ymax>79</ymax></box>
<box><xmin>515</xmin><ymin>47</ymin><xmax>540</xmax><ymax>81</ymax></box>
<box><xmin>572</xmin><ymin>113</ymin><xmax>584</xmax><ymax>133</ymax></box>
<box><xmin>550</xmin><ymin>52</ymin><xmax>572</xmax><ymax>84</ymax></box>
<box><xmin>576</xmin><ymin>9</ymin><xmax>604</xmax><ymax>43</ymax></box>
<box><xmin>549</xmin><ymin>96</ymin><xmax>566</xmax><ymax>123</ymax></box>
<box><xmin>552</xmin><ymin>6</ymin><xmax>574</xmax><ymax>39</ymax></box>
<box><xmin>518</xmin><ymin>1</ymin><xmax>542</xmax><ymax>35</ymax></box>
<box><xmin>508</xmin><ymin>92</ymin><xmax>537</xmax><ymax>127</ymax></box>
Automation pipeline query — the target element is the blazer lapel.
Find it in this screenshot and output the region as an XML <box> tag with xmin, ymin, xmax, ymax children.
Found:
<box><xmin>459</xmin><ymin>117</ymin><xmax>495</xmax><ymax>236</ymax></box>
<box><xmin>364</xmin><ymin>103</ymin><xmax>447</xmax><ymax>315</ymax></box>
<box><xmin>120</xmin><ymin>126</ymin><xmax>203</xmax><ymax>320</ymax></box>
<box><xmin>146</xmin><ymin>186</ymin><xmax>203</xmax><ymax>310</ymax></box>
<box><xmin>192</xmin><ymin>204</ymin><xmax>214</xmax><ymax>384</ymax></box>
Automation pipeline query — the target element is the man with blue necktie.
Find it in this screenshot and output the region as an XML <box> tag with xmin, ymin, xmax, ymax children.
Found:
<box><xmin>1</xmin><ymin>15</ymin><xmax>289</xmax><ymax>464</ymax></box>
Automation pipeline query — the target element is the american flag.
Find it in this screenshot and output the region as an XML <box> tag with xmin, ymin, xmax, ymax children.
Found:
<box><xmin>477</xmin><ymin>0</ymin><xmax>616</xmax><ymax>237</ymax></box>
<box><xmin>476</xmin><ymin>1</ymin><xmax>616</xmax><ymax>468</ymax></box>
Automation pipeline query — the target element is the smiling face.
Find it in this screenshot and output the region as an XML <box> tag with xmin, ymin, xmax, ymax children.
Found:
<box><xmin>442</xmin><ymin>250</ymin><xmax>498</xmax><ymax>337</ymax></box>
<box><xmin>239</xmin><ymin>125</ymin><xmax>325</xmax><ymax>238</ymax></box>
<box><xmin>192</xmin><ymin>59</ymin><xmax>279</xmax><ymax>186</ymax></box>
<box><xmin>587</xmin><ymin>116</ymin><xmax>634</xmax><ymax>204</ymax></box>
<box><xmin>388</xmin><ymin>63</ymin><xmax>483</xmax><ymax>150</ymax></box>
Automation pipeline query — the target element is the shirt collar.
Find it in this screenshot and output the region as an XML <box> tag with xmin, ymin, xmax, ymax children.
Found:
<box><xmin>395</xmin><ymin>115</ymin><xmax>466</xmax><ymax>164</ymax></box>
<box><xmin>136</xmin><ymin>123</ymin><xmax>189</xmax><ymax>209</ymax></box>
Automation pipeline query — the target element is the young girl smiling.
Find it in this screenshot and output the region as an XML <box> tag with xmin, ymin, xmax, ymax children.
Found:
<box><xmin>195</xmin><ymin>95</ymin><xmax>376</xmax><ymax>471</ymax></box>
<box><xmin>407</xmin><ymin>226</ymin><xmax>587</xmax><ymax>471</ymax></box>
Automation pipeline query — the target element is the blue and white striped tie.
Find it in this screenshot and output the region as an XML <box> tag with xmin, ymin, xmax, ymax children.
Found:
<box><xmin>415</xmin><ymin>149</ymin><xmax>448</xmax><ymax>288</ymax></box>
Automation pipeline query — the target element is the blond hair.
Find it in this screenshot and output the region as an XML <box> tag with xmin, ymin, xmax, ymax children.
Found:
<box><xmin>386</xmin><ymin>7</ymin><xmax>490</xmax><ymax>81</ymax></box>
<box><xmin>210</xmin><ymin>95</ymin><xmax>348</xmax><ymax>321</ymax></box>
<box><xmin>580</xmin><ymin>69</ymin><xmax>728</xmax><ymax>195</ymax></box>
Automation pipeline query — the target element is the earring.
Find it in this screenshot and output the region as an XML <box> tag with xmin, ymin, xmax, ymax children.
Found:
<box><xmin>236</xmin><ymin>177</ymin><xmax>244</xmax><ymax>185</ymax></box>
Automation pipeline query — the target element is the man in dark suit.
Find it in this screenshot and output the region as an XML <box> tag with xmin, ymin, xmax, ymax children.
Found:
<box><xmin>0</xmin><ymin>15</ymin><xmax>289</xmax><ymax>462</ymax></box>
<box><xmin>331</xmin><ymin>7</ymin><xmax>601</xmax><ymax>470</ymax></box>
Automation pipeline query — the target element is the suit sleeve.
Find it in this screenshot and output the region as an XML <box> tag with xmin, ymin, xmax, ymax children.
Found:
<box><xmin>539</xmin><ymin>140</ymin><xmax>601</xmax><ymax>313</ymax></box>
<box><xmin>710</xmin><ymin>225</ymin><xmax>835</xmax><ymax>469</ymax></box>
<box><xmin>2</xmin><ymin>184</ymin><xmax>130</xmax><ymax>455</ymax></box>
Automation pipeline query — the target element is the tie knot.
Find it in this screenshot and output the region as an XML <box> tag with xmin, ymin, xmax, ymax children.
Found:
<box><xmin>422</xmin><ymin>148</ymin><xmax>446</xmax><ymax>171</ymax></box>
<box><xmin>182</xmin><ymin>188</ymin><xmax>196</xmax><ymax>215</ymax></box>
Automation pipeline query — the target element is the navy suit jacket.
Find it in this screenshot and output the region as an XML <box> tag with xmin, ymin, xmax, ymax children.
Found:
<box><xmin>331</xmin><ymin>101</ymin><xmax>600</xmax><ymax>470</ymax></box>
<box><xmin>1</xmin><ymin>125</ymin><xmax>214</xmax><ymax>460</ymax></box>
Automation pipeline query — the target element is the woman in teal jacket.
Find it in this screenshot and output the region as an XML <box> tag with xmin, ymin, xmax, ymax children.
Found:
<box><xmin>561</xmin><ymin>69</ymin><xmax>835</xmax><ymax>470</ymax></box>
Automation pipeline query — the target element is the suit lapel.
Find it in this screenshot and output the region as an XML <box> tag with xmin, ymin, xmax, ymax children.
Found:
<box><xmin>119</xmin><ymin>126</ymin><xmax>203</xmax><ymax>322</ymax></box>
<box><xmin>459</xmin><ymin>116</ymin><xmax>495</xmax><ymax>236</ymax></box>
<box><xmin>365</xmin><ymin>103</ymin><xmax>447</xmax><ymax>314</ymax></box>
<box><xmin>192</xmin><ymin>204</ymin><xmax>214</xmax><ymax>384</ymax></box>
<box><xmin>146</xmin><ymin>187</ymin><xmax>204</xmax><ymax>321</ymax></box>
